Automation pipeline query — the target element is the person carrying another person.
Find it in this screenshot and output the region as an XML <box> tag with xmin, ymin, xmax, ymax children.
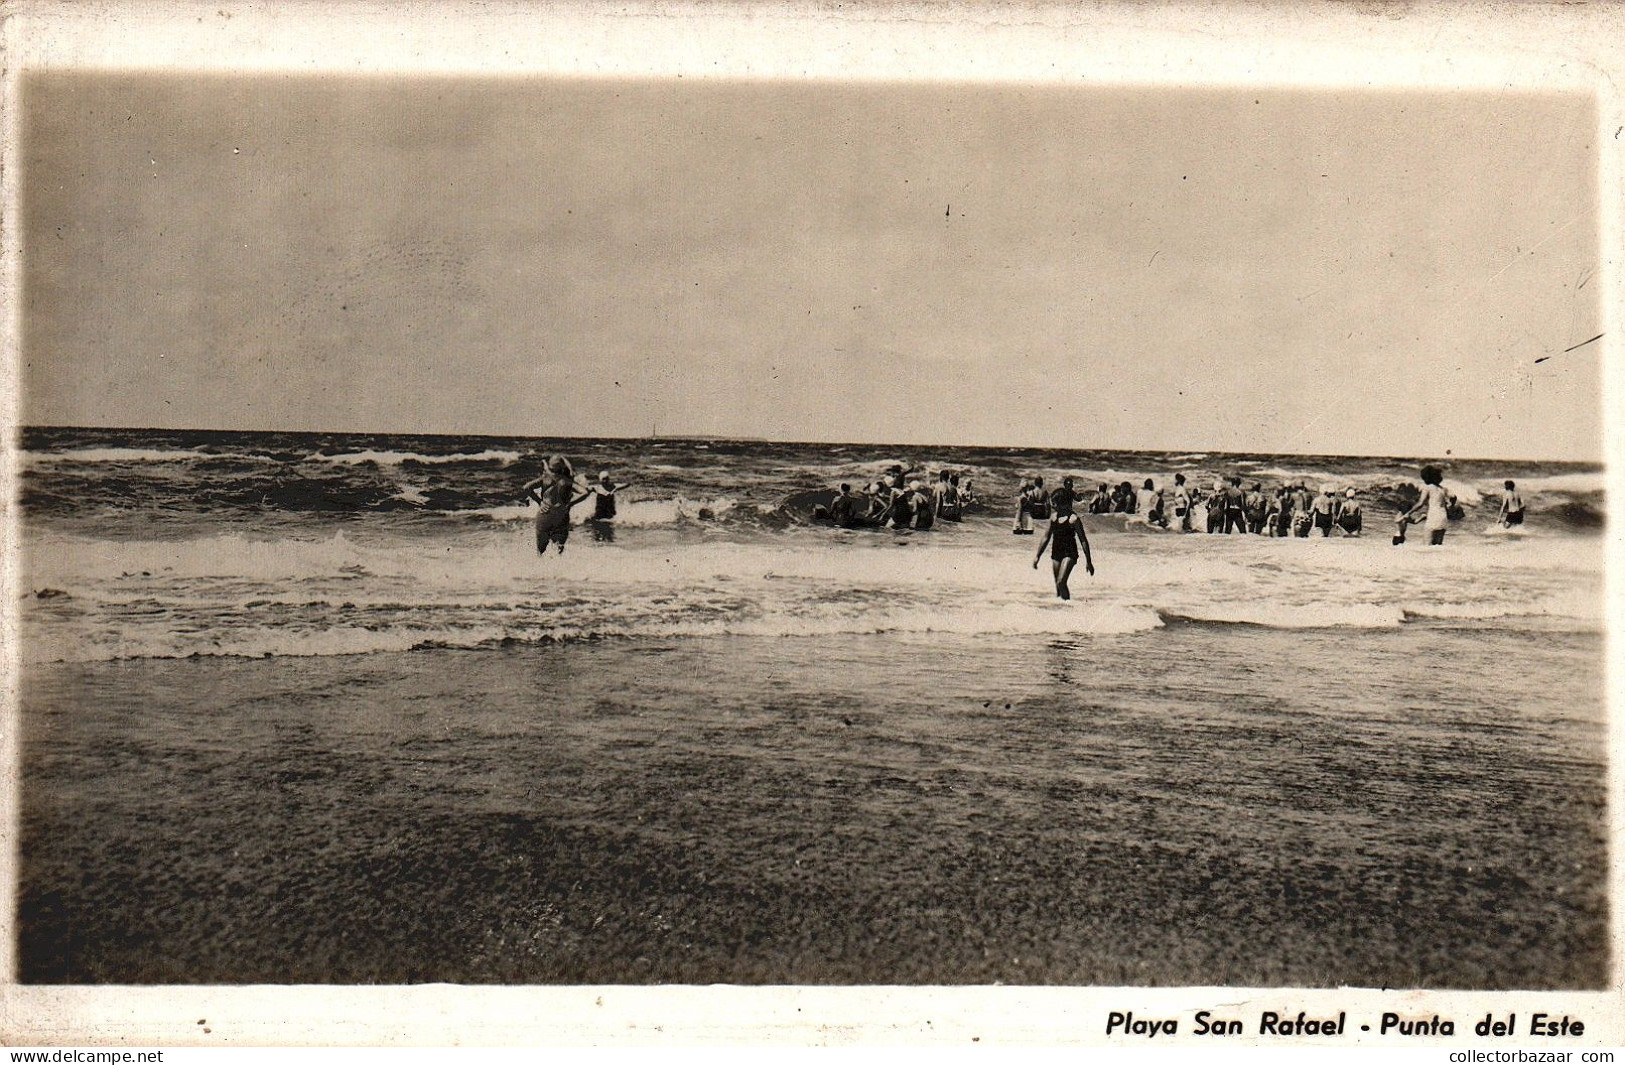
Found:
<box><xmin>1497</xmin><ymin>480</ymin><xmax>1526</xmax><ymax>527</ymax></box>
<box><xmin>1394</xmin><ymin>464</ymin><xmax>1452</xmax><ymax>546</ymax></box>
<box><xmin>1335</xmin><ymin>488</ymin><xmax>1363</xmax><ymax>536</ymax></box>
<box><xmin>1032</xmin><ymin>503</ymin><xmax>1094</xmax><ymax>600</ymax></box>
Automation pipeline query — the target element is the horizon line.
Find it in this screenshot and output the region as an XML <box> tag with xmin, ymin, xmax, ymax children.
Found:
<box><xmin>12</xmin><ymin>423</ymin><xmax>1605</xmax><ymax>467</ymax></box>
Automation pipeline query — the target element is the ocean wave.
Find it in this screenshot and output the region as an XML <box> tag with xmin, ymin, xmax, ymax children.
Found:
<box><xmin>1158</xmin><ymin>603</ymin><xmax>1406</xmax><ymax>629</ymax></box>
<box><xmin>455</xmin><ymin>496</ymin><xmax>745</xmax><ymax>527</ymax></box>
<box><xmin>309</xmin><ymin>448</ymin><xmax>522</xmax><ymax>466</ymax></box>
<box><xmin>19</xmin><ymin>600</ymin><xmax>1170</xmax><ymax>664</ymax></box>
<box><xmin>1482</xmin><ymin>472</ymin><xmax>1605</xmax><ymax>495</ymax></box>
<box><xmin>25</xmin><ymin>447</ymin><xmax>224</xmax><ymax>465</ymax></box>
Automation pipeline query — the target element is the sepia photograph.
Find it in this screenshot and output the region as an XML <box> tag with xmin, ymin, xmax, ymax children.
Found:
<box><xmin>3</xmin><ymin>0</ymin><xmax>1620</xmax><ymax>1046</ymax></box>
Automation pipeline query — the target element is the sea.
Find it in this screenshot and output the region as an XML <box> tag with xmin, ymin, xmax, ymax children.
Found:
<box><xmin>13</xmin><ymin>427</ymin><xmax>1607</xmax><ymax>663</ymax></box>
<box><xmin>13</xmin><ymin>426</ymin><xmax>1612</xmax><ymax>986</ymax></box>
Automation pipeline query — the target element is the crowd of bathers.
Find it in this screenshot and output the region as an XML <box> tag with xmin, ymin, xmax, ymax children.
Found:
<box><xmin>1014</xmin><ymin>470</ymin><xmax>1529</xmax><ymax>543</ymax></box>
<box><xmin>530</xmin><ymin>454</ymin><xmax>1529</xmax><ymax>564</ymax></box>
<box><xmin>820</xmin><ymin>466</ymin><xmax>978</xmax><ymax>530</ymax></box>
<box><xmin>1016</xmin><ymin>473</ymin><xmax>1367</xmax><ymax>537</ymax></box>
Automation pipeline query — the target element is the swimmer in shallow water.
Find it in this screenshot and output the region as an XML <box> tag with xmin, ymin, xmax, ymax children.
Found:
<box><xmin>1395</xmin><ymin>464</ymin><xmax>1450</xmax><ymax>546</ymax></box>
<box><xmin>1013</xmin><ymin>477</ymin><xmax>1035</xmax><ymax>534</ymax></box>
<box><xmin>587</xmin><ymin>469</ymin><xmax>631</xmax><ymax>542</ymax></box>
<box><xmin>1033</xmin><ymin>511</ymin><xmax>1094</xmax><ymax>600</ymax></box>
<box><xmin>935</xmin><ymin>470</ymin><xmax>960</xmax><ymax>522</ymax></box>
<box><xmin>1138</xmin><ymin>478</ymin><xmax>1166</xmax><ymax>527</ymax></box>
<box><xmin>910</xmin><ymin>480</ymin><xmax>936</xmax><ymax>530</ymax></box>
<box><xmin>1336</xmin><ymin>488</ymin><xmax>1363</xmax><ymax>536</ymax></box>
<box><xmin>828</xmin><ymin>482</ymin><xmax>859</xmax><ymax>527</ymax></box>
<box><xmin>1266</xmin><ymin>486</ymin><xmax>1289</xmax><ymax>537</ymax></box>
<box><xmin>1171</xmin><ymin>473</ymin><xmax>1192</xmax><ymax>532</ymax></box>
<box><xmin>523</xmin><ymin>455</ymin><xmax>591</xmax><ymax>556</ymax></box>
<box><xmin>1245</xmin><ymin>482</ymin><xmax>1267</xmax><ymax>534</ymax></box>
<box><xmin>1050</xmin><ymin>475</ymin><xmax>1080</xmax><ymax>519</ymax></box>
<box><xmin>1311</xmin><ymin>486</ymin><xmax>1338</xmax><ymax>537</ymax></box>
<box><xmin>1497</xmin><ymin>479</ymin><xmax>1525</xmax><ymax>527</ymax></box>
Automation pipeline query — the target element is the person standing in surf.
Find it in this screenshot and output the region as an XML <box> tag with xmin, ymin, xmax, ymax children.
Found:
<box><xmin>1394</xmin><ymin>464</ymin><xmax>1451</xmax><ymax>546</ymax></box>
<box><xmin>828</xmin><ymin>483</ymin><xmax>860</xmax><ymax>527</ymax></box>
<box><xmin>1336</xmin><ymin>488</ymin><xmax>1363</xmax><ymax>536</ymax></box>
<box><xmin>587</xmin><ymin>469</ymin><xmax>631</xmax><ymax>542</ymax></box>
<box><xmin>1221</xmin><ymin>477</ymin><xmax>1249</xmax><ymax>534</ymax></box>
<box><xmin>1497</xmin><ymin>480</ymin><xmax>1526</xmax><ymax>527</ymax></box>
<box><xmin>1050</xmin><ymin>475</ymin><xmax>1080</xmax><ymax>519</ymax></box>
<box><xmin>1266</xmin><ymin>486</ymin><xmax>1289</xmax><ymax>537</ymax></box>
<box><xmin>1032</xmin><ymin>498</ymin><xmax>1094</xmax><ymax>599</ymax></box>
<box><xmin>1172</xmin><ymin>473</ymin><xmax>1192</xmax><ymax>531</ymax></box>
<box><xmin>1245</xmin><ymin>482</ymin><xmax>1268</xmax><ymax>534</ymax></box>
<box><xmin>1029</xmin><ymin>476</ymin><xmax>1051</xmax><ymax>524</ymax></box>
<box><xmin>1311</xmin><ymin>486</ymin><xmax>1338</xmax><ymax>537</ymax></box>
<box><xmin>935</xmin><ymin>470</ymin><xmax>960</xmax><ymax>522</ymax></box>
<box><xmin>1138</xmin><ymin>478</ymin><xmax>1166</xmax><ymax>527</ymax></box>
<box><xmin>1013</xmin><ymin>477</ymin><xmax>1035</xmax><ymax>534</ymax></box>
<box><xmin>910</xmin><ymin>481</ymin><xmax>936</xmax><ymax>530</ymax></box>
<box><xmin>523</xmin><ymin>455</ymin><xmax>591</xmax><ymax>556</ymax></box>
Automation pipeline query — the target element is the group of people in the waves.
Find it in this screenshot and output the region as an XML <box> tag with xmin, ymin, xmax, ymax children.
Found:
<box><xmin>523</xmin><ymin>455</ymin><xmax>631</xmax><ymax>554</ymax></box>
<box><xmin>1013</xmin><ymin>467</ymin><xmax>1529</xmax><ymax>597</ymax></box>
<box><xmin>818</xmin><ymin>466</ymin><xmax>978</xmax><ymax>530</ymax></box>
<box><xmin>1034</xmin><ymin>473</ymin><xmax>1371</xmax><ymax>538</ymax></box>
<box><xmin>524</xmin><ymin>455</ymin><xmax>1532</xmax><ymax>591</ymax></box>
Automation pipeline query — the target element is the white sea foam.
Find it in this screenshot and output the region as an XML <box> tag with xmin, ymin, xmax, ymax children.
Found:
<box><xmin>310</xmin><ymin>449</ymin><xmax>521</xmax><ymax>466</ymax></box>
<box><xmin>24</xmin><ymin>447</ymin><xmax>220</xmax><ymax>465</ymax></box>
<box><xmin>455</xmin><ymin>496</ymin><xmax>742</xmax><ymax>526</ymax></box>
<box><xmin>17</xmin><ymin>506</ymin><xmax>1602</xmax><ymax>663</ymax></box>
<box><xmin>1480</xmin><ymin>472</ymin><xmax>1605</xmax><ymax>494</ymax></box>
<box><xmin>1160</xmin><ymin>602</ymin><xmax>1406</xmax><ymax>629</ymax></box>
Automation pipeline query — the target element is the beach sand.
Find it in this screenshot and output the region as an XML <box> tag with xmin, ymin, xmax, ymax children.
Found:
<box><xmin>19</xmin><ymin>626</ymin><xmax>1606</xmax><ymax>987</ymax></box>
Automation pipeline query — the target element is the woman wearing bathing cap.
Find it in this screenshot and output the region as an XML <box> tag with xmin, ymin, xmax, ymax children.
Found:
<box><xmin>1336</xmin><ymin>488</ymin><xmax>1363</xmax><ymax>536</ymax></box>
<box><xmin>588</xmin><ymin>469</ymin><xmax>633</xmax><ymax>542</ymax></box>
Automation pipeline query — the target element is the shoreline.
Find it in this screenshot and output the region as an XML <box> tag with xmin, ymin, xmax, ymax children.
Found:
<box><xmin>18</xmin><ymin>630</ymin><xmax>1607</xmax><ymax>987</ymax></box>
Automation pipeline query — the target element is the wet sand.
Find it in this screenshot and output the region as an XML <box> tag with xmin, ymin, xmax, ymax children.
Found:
<box><xmin>18</xmin><ymin>627</ymin><xmax>1608</xmax><ymax>986</ymax></box>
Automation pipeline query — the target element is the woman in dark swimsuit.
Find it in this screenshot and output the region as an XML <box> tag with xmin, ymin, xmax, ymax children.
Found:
<box><xmin>1033</xmin><ymin>513</ymin><xmax>1094</xmax><ymax>600</ymax></box>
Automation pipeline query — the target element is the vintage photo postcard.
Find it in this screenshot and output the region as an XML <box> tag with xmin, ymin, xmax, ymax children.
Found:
<box><xmin>2</xmin><ymin>0</ymin><xmax>1621</xmax><ymax>1048</ymax></box>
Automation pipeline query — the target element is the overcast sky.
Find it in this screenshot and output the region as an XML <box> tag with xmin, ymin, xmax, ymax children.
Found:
<box><xmin>21</xmin><ymin>74</ymin><xmax>1601</xmax><ymax>460</ymax></box>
